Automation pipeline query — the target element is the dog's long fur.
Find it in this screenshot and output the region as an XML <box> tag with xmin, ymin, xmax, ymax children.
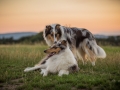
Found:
<box><xmin>43</xmin><ymin>24</ymin><xmax>106</xmax><ymax>66</ymax></box>
<box><xmin>24</xmin><ymin>40</ymin><xmax>79</xmax><ymax>76</ymax></box>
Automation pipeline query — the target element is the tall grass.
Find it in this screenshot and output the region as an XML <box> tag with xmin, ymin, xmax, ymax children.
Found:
<box><xmin>0</xmin><ymin>45</ymin><xmax>120</xmax><ymax>90</ymax></box>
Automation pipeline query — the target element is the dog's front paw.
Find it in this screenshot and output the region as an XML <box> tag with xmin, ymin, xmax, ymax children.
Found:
<box><xmin>40</xmin><ymin>69</ymin><xmax>45</xmax><ymax>75</ymax></box>
<box><xmin>43</xmin><ymin>70</ymin><xmax>48</xmax><ymax>77</ymax></box>
<box><xmin>24</xmin><ymin>67</ymin><xmax>31</xmax><ymax>72</ymax></box>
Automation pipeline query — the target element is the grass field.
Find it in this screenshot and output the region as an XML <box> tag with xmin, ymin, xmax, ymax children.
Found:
<box><xmin>0</xmin><ymin>45</ymin><xmax>120</xmax><ymax>90</ymax></box>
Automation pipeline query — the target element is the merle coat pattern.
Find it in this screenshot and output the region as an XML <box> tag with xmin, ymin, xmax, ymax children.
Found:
<box><xmin>43</xmin><ymin>24</ymin><xmax>106</xmax><ymax>66</ymax></box>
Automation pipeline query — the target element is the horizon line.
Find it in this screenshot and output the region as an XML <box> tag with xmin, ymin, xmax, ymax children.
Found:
<box><xmin>0</xmin><ymin>31</ymin><xmax>120</xmax><ymax>36</ymax></box>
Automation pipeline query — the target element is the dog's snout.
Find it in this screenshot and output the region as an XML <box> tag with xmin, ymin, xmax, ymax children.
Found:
<box><xmin>54</xmin><ymin>41</ymin><xmax>57</xmax><ymax>44</ymax></box>
<box><xmin>44</xmin><ymin>50</ymin><xmax>47</xmax><ymax>53</ymax></box>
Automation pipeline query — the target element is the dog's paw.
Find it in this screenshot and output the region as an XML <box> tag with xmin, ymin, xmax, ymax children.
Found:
<box><xmin>58</xmin><ymin>74</ymin><xmax>63</xmax><ymax>77</ymax></box>
<box><xmin>43</xmin><ymin>74</ymin><xmax>47</xmax><ymax>77</ymax></box>
<box><xmin>40</xmin><ymin>71</ymin><xmax>44</xmax><ymax>75</ymax></box>
<box><xmin>43</xmin><ymin>71</ymin><xmax>48</xmax><ymax>77</ymax></box>
<box><xmin>40</xmin><ymin>69</ymin><xmax>45</xmax><ymax>75</ymax></box>
<box><xmin>24</xmin><ymin>67</ymin><xmax>31</xmax><ymax>72</ymax></box>
<box><xmin>58</xmin><ymin>70</ymin><xmax>69</xmax><ymax>76</ymax></box>
<box><xmin>91</xmin><ymin>61</ymin><xmax>95</xmax><ymax>66</ymax></box>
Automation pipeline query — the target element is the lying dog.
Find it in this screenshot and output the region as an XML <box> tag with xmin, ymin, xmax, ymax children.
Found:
<box><xmin>24</xmin><ymin>40</ymin><xmax>79</xmax><ymax>76</ymax></box>
<box><xmin>43</xmin><ymin>24</ymin><xmax>106</xmax><ymax>66</ymax></box>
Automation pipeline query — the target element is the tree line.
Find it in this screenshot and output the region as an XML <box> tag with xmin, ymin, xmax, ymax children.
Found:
<box><xmin>0</xmin><ymin>32</ymin><xmax>44</xmax><ymax>44</ymax></box>
<box><xmin>0</xmin><ymin>32</ymin><xmax>120</xmax><ymax>46</ymax></box>
<box><xmin>96</xmin><ymin>36</ymin><xmax>120</xmax><ymax>46</ymax></box>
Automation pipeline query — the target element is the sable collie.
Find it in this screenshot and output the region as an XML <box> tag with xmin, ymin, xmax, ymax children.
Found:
<box><xmin>24</xmin><ymin>40</ymin><xmax>79</xmax><ymax>76</ymax></box>
<box><xmin>43</xmin><ymin>24</ymin><xmax>106</xmax><ymax>66</ymax></box>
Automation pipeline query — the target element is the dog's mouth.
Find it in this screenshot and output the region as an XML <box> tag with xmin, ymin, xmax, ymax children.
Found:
<box><xmin>41</xmin><ymin>52</ymin><xmax>57</xmax><ymax>65</ymax></box>
<box><xmin>48</xmin><ymin>52</ymin><xmax>56</xmax><ymax>58</ymax></box>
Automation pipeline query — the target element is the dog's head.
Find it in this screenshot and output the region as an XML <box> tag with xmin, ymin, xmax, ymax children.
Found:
<box><xmin>44</xmin><ymin>24</ymin><xmax>62</xmax><ymax>44</ymax></box>
<box><xmin>44</xmin><ymin>40</ymin><xmax>67</xmax><ymax>56</ymax></box>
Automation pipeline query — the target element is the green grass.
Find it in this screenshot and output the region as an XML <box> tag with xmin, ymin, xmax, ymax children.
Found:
<box><xmin>0</xmin><ymin>45</ymin><xmax>120</xmax><ymax>90</ymax></box>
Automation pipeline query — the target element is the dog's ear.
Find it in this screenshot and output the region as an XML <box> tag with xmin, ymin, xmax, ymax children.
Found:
<box><xmin>46</xmin><ymin>25</ymin><xmax>51</xmax><ymax>30</ymax></box>
<box><xmin>61</xmin><ymin>40</ymin><xmax>67</xmax><ymax>46</ymax></box>
<box><xmin>45</xmin><ymin>25</ymin><xmax>51</xmax><ymax>36</ymax></box>
<box><xmin>55</xmin><ymin>24</ymin><xmax>60</xmax><ymax>30</ymax></box>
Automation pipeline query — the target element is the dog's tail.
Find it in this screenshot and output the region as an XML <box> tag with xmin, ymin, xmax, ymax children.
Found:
<box><xmin>24</xmin><ymin>65</ymin><xmax>46</xmax><ymax>72</ymax></box>
<box><xmin>94</xmin><ymin>45</ymin><xmax>106</xmax><ymax>58</ymax></box>
<box><xmin>82</xmin><ymin>39</ymin><xmax>106</xmax><ymax>59</ymax></box>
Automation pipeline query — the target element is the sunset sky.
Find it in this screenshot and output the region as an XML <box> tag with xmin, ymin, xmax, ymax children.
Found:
<box><xmin>0</xmin><ymin>0</ymin><xmax>120</xmax><ymax>35</ymax></box>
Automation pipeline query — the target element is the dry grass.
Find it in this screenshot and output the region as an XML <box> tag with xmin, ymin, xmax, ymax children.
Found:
<box><xmin>0</xmin><ymin>45</ymin><xmax>120</xmax><ymax>90</ymax></box>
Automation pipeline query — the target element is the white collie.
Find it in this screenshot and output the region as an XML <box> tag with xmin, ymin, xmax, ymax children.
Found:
<box><xmin>24</xmin><ymin>40</ymin><xmax>79</xmax><ymax>76</ymax></box>
<box><xmin>43</xmin><ymin>24</ymin><xmax>106</xmax><ymax>66</ymax></box>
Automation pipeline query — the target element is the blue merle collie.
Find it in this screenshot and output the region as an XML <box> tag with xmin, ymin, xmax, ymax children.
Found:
<box><xmin>43</xmin><ymin>24</ymin><xmax>106</xmax><ymax>66</ymax></box>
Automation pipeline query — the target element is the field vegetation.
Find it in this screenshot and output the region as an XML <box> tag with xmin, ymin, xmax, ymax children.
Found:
<box><xmin>0</xmin><ymin>45</ymin><xmax>120</xmax><ymax>90</ymax></box>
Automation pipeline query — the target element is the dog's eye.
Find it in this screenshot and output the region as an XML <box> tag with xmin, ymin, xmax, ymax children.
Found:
<box><xmin>55</xmin><ymin>34</ymin><xmax>57</xmax><ymax>37</ymax></box>
<box><xmin>58</xmin><ymin>44</ymin><xmax>61</xmax><ymax>46</ymax></box>
<box><xmin>54</xmin><ymin>47</ymin><xmax>57</xmax><ymax>49</ymax></box>
<box><xmin>51</xmin><ymin>34</ymin><xmax>53</xmax><ymax>36</ymax></box>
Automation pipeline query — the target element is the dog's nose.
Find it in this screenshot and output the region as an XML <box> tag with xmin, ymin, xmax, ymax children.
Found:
<box><xmin>44</xmin><ymin>50</ymin><xmax>47</xmax><ymax>53</ymax></box>
<box><xmin>54</xmin><ymin>41</ymin><xmax>57</xmax><ymax>44</ymax></box>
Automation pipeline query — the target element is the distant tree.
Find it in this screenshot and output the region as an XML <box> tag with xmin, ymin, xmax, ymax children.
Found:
<box><xmin>0</xmin><ymin>32</ymin><xmax>119</xmax><ymax>46</ymax></box>
<box><xmin>17</xmin><ymin>32</ymin><xmax>44</xmax><ymax>44</ymax></box>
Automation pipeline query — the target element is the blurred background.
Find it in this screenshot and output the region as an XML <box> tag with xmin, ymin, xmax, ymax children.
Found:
<box><xmin>0</xmin><ymin>0</ymin><xmax>120</xmax><ymax>45</ymax></box>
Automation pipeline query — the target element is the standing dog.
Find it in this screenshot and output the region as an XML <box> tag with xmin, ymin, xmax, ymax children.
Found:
<box><xmin>24</xmin><ymin>40</ymin><xmax>79</xmax><ymax>76</ymax></box>
<box><xmin>43</xmin><ymin>24</ymin><xmax>106</xmax><ymax>66</ymax></box>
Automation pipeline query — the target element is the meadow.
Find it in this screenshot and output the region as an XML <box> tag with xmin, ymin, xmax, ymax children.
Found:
<box><xmin>0</xmin><ymin>45</ymin><xmax>120</xmax><ymax>90</ymax></box>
